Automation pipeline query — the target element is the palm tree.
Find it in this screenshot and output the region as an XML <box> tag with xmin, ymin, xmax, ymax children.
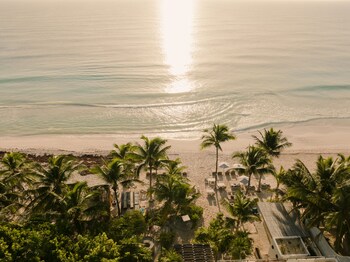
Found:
<box><xmin>229</xmin><ymin>231</ymin><xmax>253</xmax><ymax>259</ymax></box>
<box><xmin>151</xmin><ymin>173</ymin><xmax>199</xmax><ymax>218</ymax></box>
<box><xmin>0</xmin><ymin>152</ymin><xmax>33</xmax><ymax>192</ymax></box>
<box><xmin>282</xmin><ymin>156</ymin><xmax>350</xmax><ymax>252</ymax></box>
<box><xmin>130</xmin><ymin>135</ymin><xmax>171</xmax><ymax>200</ymax></box>
<box><xmin>164</xmin><ymin>158</ymin><xmax>186</xmax><ymax>176</ymax></box>
<box><xmin>110</xmin><ymin>142</ymin><xmax>136</xmax><ymax>160</ymax></box>
<box><xmin>110</xmin><ymin>142</ymin><xmax>138</xmax><ymax>180</ymax></box>
<box><xmin>0</xmin><ymin>152</ymin><xmax>33</xmax><ymax>219</ymax></box>
<box><xmin>26</xmin><ymin>155</ymin><xmax>82</xmax><ymax>220</ymax></box>
<box><xmin>253</xmin><ymin>128</ymin><xmax>292</xmax><ymax>158</ymax></box>
<box><xmin>221</xmin><ymin>191</ymin><xmax>259</xmax><ymax>231</ymax></box>
<box><xmin>91</xmin><ymin>158</ymin><xmax>139</xmax><ymax>217</ymax></box>
<box><xmin>324</xmin><ymin>184</ymin><xmax>350</xmax><ymax>252</ymax></box>
<box><xmin>201</xmin><ymin>124</ymin><xmax>236</xmax><ymax>209</ymax></box>
<box><xmin>271</xmin><ymin>166</ymin><xmax>286</xmax><ymax>200</ymax></box>
<box><xmin>233</xmin><ymin>146</ymin><xmax>272</xmax><ymax>193</ymax></box>
<box><xmin>63</xmin><ymin>181</ymin><xmax>110</xmax><ymax>234</ymax></box>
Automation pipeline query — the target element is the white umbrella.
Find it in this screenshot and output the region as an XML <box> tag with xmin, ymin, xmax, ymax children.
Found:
<box><xmin>232</xmin><ymin>163</ymin><xmax>245</xmax><ymax>169</ymax></box>
<box><xmin>219</xmin><ymin>162</ymin><xmax>229</xmax><ymax>169</ymax></box>
<box><xmin>238</xmin><ymin>175</ymin><xmax>249</xmax><ymax>185</ymax></box>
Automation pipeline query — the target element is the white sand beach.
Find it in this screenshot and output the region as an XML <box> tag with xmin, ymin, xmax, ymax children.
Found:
<box><xmin>1</xmin><ymin>120</ymin><xmax>350</xmax><ymax>257</ymax></box>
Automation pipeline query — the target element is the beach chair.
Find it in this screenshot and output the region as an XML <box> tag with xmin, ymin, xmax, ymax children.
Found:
<box><xmin>126</xmin><ymin>192</ymin><xmax>130</xmax><ymax>208</ymax></box>
<box><xmin>130</xmin><ymin>192</ymin><xmax>134</xmax><ymax>208</ymax></box>
<box><xmin>122</xmin><ymin>192</ymin><xmax>127</xmax><ymax>209</ymax></box>
<box><xmin>134</xmin><ymin>192</ymin><xmax>140</xmax><ymax>210</ymax></box>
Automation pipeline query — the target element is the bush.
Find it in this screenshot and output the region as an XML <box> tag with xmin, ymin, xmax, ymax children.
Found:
<box><xmin>159</xmin><ymin>230</ymin><xmax>175</xmax><ymax>250</ymax></box>
<box><xmin>181</xmin><ymin>204</ymin><xmax>203</xmax><ymax>228</ymax></box>
<box><xmin>108</xmin><ymin>210</ymin><xmax>147</xmax><ymax>242</ymax></box>
<box><xmin>158</xmin><ymin>248</ymin><xmax>183</xmax><ymax>262</ymax></box>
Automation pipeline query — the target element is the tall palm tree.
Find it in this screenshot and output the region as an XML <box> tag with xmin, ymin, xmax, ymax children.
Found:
<box><xmin>151</xmin><ymin>173</ymin><xmax>199</xmax><ymax>217</ymax></box>
<box><xmin>110</xmin><ymin>142</ymin><xmax>138</xmax><ymax>179</ymax></box>
<box><xmin>0</xmin><ymin>152</ymin><xmax>33</xmax><ymax>219</ymax></box>
<box><xmin>130</xmin><ymin>135</ymin><xmax>171</xmax><ymax>200</ymax></box>
<box><xmin>282</xmin><ymin>156</ymin><xmax>350</xmax><ymax>252</ymax></box>
<box><xmin>201</xmin><ymin>124</ymin><xmax>236</xmax><ymax>209</ymax></box>
<box><xmin>110</xmin><ymin>142</ymin><xmax>136</xmax><ymax>160</ymax></box>
<box><xmin>233</xmin><ymin>146</ymin><xmax>272</xmax><ymax>193</ymax></box>
<box><xmin>63</xmin><ymin>181</ymin><xmax>109</xmax><ymax>234</ymax></box>
<box><xmin>0</xmin><ymin>152</ymin><xmax>32</xmax><ymax>192</ymax></box>
<box><xmin>164</xmin><ymin>158</ymin><xmax>186</xmax><ymax>176</ymax></box>
<box><xmin>252</xmin><ymin>128</ymin><xmax>292</xmax><ymax>158</ymax></box>
<box><xmin>271</xmin><ymin>166</ymin><xmax>286</xmax><ymax>200</ymax></box>
<box><xmin>91</xmin><ymin>158</ymin><xmax>138</xmax><ymax>217</ymax></box>
<box><xmin>26</xmin><ymin>155</ymin><xmax>82</xmax><ymax>220</ymax></box>
<box><xmin>221</xmin><ymin>191</ymin><xmax>259</xmax><ymax>231</ymax></box>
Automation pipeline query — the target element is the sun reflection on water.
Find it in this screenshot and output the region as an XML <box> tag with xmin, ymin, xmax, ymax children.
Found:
<box><xmin>161</xmin><ymin>0</ymin><xmax>195</xmax><ymax>93</ymax></box>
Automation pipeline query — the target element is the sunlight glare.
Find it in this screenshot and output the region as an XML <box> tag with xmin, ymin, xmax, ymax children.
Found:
<box><xmin>161</xmin><ymin>0</ymin><xmax>195</xmax><ymax>93</ymax></box>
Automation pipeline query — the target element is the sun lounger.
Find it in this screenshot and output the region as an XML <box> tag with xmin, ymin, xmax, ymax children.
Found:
<box><xmin>205</xmin><ymin>177</ymin><xmax>215</xmax><ymax>186</ymax></box>
<box><xmin>217</xmin><ymin>182</ymin><xmax>226</xmax><ymax>189</ymax></box>
<box><xmin>134</xmin><ymin>192</ymin><xmax>140</xmax><ymax>210</ymax></box>
<box><xmin>122</xmin><ymin>192</ymin><xmax>127</xmax><ymax>209</ymax></box>
<box><xmin>206</xmin><ymin>188</ymin><xmax>215</xmax><ymax>196</ymax></box>
<box><xmin>231</xmin><ymin>183</ymin><xmax>240</xmax><ymax>190</ymax></box>
<box><xmin>126</xmin><ymin>192</ymin><xmax>130</xmax><ymax>208</ymax></box>
<box><xmin>130</xmin><ymin>192</ymin><xmax>134</xmax><ymax>208</ymax></box>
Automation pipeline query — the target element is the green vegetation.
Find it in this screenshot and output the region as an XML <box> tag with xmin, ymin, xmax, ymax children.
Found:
<box><xmin>233</xmin><ymin>145</ymin><xmax>273</xmax><ymax>193</ymax></box>
<box><xmin>130</xmin><ymin>136</ymin><xmax>171</xmax><ymax>201</ymax></box>
<box><xmin>201</xmin><ymin>123</ymin><xmax>236</xmax><ymax>211</ymax></box>
<box><xmin>221</xmin><ymin>191</ymin><xmax>259</xmax><ymax>231</ymax></box>
<box><xmin>1</xmin><ymin>127</ymin><xmax>349</xmax><ymax>259</ymax></box>
<box><xmin>0</xmin><ymin>135</ymin><xmax>202</xmax><ymax>261</ymax></box>
<box><xmin>281</xmin><ymin>155</ymin><xmax>350</xmax><ymax>253</ymax></box>
<box><xmin>252</xmin><ymin>128</ymin><xmax>292</xmax><ymax>158</ymax></box>
<box><xmin>194</xmin><ymin>213</ymin><xmax>253</xmax><ymax>261</ymax></box>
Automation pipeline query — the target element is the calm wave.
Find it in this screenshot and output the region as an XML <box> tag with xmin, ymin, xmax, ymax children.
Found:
<box><xmin>1</xmin><ymin>0</ymin><xmax>350</xmax><ymax>138</ymax></box>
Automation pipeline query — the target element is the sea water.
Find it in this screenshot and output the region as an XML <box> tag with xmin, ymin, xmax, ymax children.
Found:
<box><xmin>1</xmin><ymin>0</ymin><xmax>350</xmax><ymax>138</ymax></box>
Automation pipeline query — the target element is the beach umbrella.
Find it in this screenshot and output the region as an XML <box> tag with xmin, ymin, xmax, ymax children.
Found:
<box><xmin>219</xmin><ymin>162</ymin><xmax>229</xmax><ymax>169</ymax></box>
<box><xmin>238</xmin><ymin>175</ymin><xmax>249</xmax><ymax>185</ymax></box>
<box><xmin>232</xmin><ymin>163</ymin><xmax>245</xmax><ymax>169</ymax></box>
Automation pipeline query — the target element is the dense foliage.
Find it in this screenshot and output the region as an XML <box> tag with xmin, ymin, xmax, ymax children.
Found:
<box><xmin>0</xmin><ymin>136</ymin><xmax>205</xmax><ymax>261</ymax></box>
<box><xmin>1</xmin><ymin>128</ymin><xmax>349</xmax><ymax>259</ymax></box>
<box><xmin>194</xmin><ymin>213</ymin><xmax>253</xmax><ymax>260</ymax></box>
<box><xmin>281</xmin><ymin>155</ymin><xmax>350</xmax><ymax>253</ymax></box>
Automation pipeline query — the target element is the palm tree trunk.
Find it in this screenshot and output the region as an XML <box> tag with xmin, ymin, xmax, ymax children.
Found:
<box><xmin>215</xmin><ymin>147</ymin><xmax>221</xmax><ymax>212</ymax></box>
<box><xmin>274</xmin><ymin>181</ymin><xmax>280</xmax><ymax>200</ymax></box>
<box><xmin>113</xmin><ymin>188</ymin><xmax>121</xmax><ymax>216</ymax></box>
<box><xmin>257</xmin><ymin>174</ymin><xmax>262</xmax><ymax>192</ymax></box>
<box><xmin>236</xmin><ymin>220</ymin><xmax>241</xmax><ymax>232</ymax></box>
<box><xmin>149</xmin><ymin>165</ymin><xmax>153</xmax><ymax>201</ymax></box>
<box><xmin>246</xmin><ymin>173</ymin><xmax>252</xmax><ymax>195</ymax></box>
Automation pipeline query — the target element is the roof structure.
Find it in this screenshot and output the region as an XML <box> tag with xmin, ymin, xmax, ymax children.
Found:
<box><xmin>174</xmin><ymin>244</ymin><xmax>215</xmax><ymax>262</ymax></box>
<box><xmin>258</xmin><ymin>202</ymin><xmax>309</xmax><ymax>239</ymax></box>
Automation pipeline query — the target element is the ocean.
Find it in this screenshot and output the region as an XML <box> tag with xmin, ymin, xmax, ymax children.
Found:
<box><xmin>1</xmin><ymin>0</ymin><xmax>350</xmax><ymax>139</ymax></box>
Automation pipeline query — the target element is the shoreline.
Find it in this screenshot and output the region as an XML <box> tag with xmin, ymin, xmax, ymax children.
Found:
<box><xmin>1</xmin><ymin>119</ymin><xmax>350</xmax><ymax>156</ymax></box>
<box><xmin>1</xmin><ymin>120</ymin><xmax>349</xmax><ymax>251</ymax></box>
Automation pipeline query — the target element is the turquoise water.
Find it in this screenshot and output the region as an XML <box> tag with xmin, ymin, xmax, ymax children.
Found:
<box><xmin>1</xmin><ymin>0</ymin><xmax>350</xmax><ymax>138</ymax></box>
